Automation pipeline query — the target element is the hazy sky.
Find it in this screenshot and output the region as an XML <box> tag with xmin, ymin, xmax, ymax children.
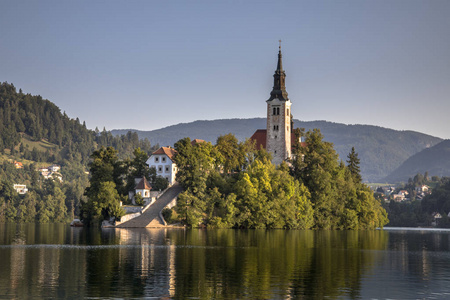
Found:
<box><xmin>1</xmin><ymin>1</ymin><xmax>449</xmax><ymax>138</ymax></box>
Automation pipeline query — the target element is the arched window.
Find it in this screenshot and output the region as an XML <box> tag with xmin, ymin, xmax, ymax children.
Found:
<box><xmin>273</xmin><ymin>107</ymin><xmax>280</xmax><ymax>116</ymax></box>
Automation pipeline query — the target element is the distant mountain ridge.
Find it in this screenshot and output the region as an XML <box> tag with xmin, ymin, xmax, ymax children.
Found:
<box><xmin>112</xmin><ymin>118</ymin><xmax>442</xmax><ymax>182</ymax></box>
<box><xmin>384</xmin><ymin>139</ymin><xmax>450</xmax><ymax>183</ymax></box>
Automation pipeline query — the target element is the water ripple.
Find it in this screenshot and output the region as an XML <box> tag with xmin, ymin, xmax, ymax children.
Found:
<box><xmin>0</xmin><ymin>244</ymin><xmax>242</xmax><ymax>250</ymax></box>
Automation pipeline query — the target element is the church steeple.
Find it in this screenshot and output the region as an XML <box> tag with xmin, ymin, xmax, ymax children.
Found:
<box><xmin>268</xmin><ymin>41</ymin><xmax>289</xmax><ymax>101</ymax></box>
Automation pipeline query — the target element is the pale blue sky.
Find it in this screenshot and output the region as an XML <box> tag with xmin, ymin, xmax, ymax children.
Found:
<box><xmin>1</xmin><ymin>1</ymin><xmax>449</xmax><ymax>138</ymax></box>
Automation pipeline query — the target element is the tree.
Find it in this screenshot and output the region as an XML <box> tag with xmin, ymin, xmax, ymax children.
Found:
<box><xmin>84</xmin><ymin>146</ymin><xmax>120</xmax><ymax>199</ymax></box>
<box><xmin>174</xmin><ymin>137</ymin><xmax>216</xmax><ymax>197</ymax></box>
<box><xmin>290</xmin><ymin>129</ymin><xmax>387</xmax><ymax>229</ymax></box>
<box><xmin>148</xmin><ymin>167</ymin><xmax>169</xmax><ymax>191</ymax></box>
<box><xmin>131</xmin><ymin>147</ymin><xmax>150</xmax><ymax>178</ymax></box>
<box><xmin>233</xmin><ymin>158</ymin><xmax>313</xmax><ymax>229</ymax></box>
<box><xmin>83</xmin><ymin>147</ymin><xmax>125</xmax><ymax>224</ymax></box>
<box><xmin>216</xmin><ymin>134</ymin><xmax>245</xmax><ymax>173</ymax></box>
<box><xmin>347</xmin><ymin>147</ymin><xmax>362</xmax><ymax>183</ymax></box>
<box><xmin>293</xmin><ymin>129</ymin><xmax>341</xmax><ymax>228</ymax></box>
<box><xmin>83</xmin><ymin>181</ymin><xmax>125</xmax><ymax>223</ymax></box>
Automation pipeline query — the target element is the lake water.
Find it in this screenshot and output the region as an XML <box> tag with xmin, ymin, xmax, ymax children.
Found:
<box><xmin>1</xmin><ymin>224</ymin><xmax>450</xmax><ymax>299</ymax></box>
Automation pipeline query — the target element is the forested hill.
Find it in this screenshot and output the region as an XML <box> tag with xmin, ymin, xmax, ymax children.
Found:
<box><xmin>112</xmin><ymin>118</ymin><xmax>442</xmax><ymax>182</ymax></box>
<box><xmin>0</xmin><ymin>82</ymin><xmax>158</xmax><ymax>222</ymax></box>
<box><xmin>0</xmin><ymin>82</ymin><xmax>157</xmax><ymax>164</ymax></box>
<box><xmin>384</xmin><ymin>140</ymin><xmax>450</xmax><ymax>183</ymax></box>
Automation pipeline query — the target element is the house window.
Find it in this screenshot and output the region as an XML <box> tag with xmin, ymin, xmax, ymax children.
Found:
<box><xmin>158</xmin><ymin>166</ymin><xmax>162</xmax><ymax>172</ymax></box>
<box><xmin>287</xmin><ymin>126</ymin><xmax>289</xmax><ymax>132</ymax></box>
<box><xmin>162</xmin><ymin>157</ymin><xmax>166</xmax><ymax>163</ymax></box>
<box><xmin>155</xmin><ymin>157</ymin><xmax>159</xmax><ymax>163</ymax></box>
<box><xmin>144</xmin><ymin>191</ymin><xmax>149</xmax><ymax>197</ymax></box>
<box><xmin>165</xmin><ymin>166</ymin><xmax>169</xmax><ymax>172</ymax></box>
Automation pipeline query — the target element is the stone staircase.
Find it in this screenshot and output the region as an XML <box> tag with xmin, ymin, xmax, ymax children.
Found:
<box><xmin>116</xmin><ymin>183</ymin><xmax>183</xmax><ymax>228</ymax></box>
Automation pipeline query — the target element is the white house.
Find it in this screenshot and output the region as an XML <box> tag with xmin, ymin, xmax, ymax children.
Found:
<box><xmin>13</xmin><ymin>184</ymin><xmax>28</xmax><ymax>194</ymax></box>
<box><xmin>146</xmin><ymin>147</ymin><xmax>178</xmax><ymax>186</ymax></box>
<box><xmin>415</xmin><ymin>185</ymin><xmax>429</xmax><ymax>193</ymax></box>
<box><xmin>39</xmin><ymin>164</ymin><xmax>63</xmax><ymax>182</ymax></box>
<box><xmin>41</xmin><ymin>171</ymin><xmax>63</xmax><ymax>182</ymax></box>
<box><xmin>48</xmin><ymin>164</ymin><xmax>61</xmax><ymax>172</ymax></box>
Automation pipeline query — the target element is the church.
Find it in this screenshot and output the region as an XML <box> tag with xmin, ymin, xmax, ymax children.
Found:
<box><xmin>250</xmin><ymin>44</ymin><xmax>299</xmax><ymax>165</ymax></box>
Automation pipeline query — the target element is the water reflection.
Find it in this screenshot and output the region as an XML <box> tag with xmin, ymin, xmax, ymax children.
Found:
<box><xmin>1</xmin><ymin>224</ymin><xmax>450</xmax><ymax>299</ymax></box>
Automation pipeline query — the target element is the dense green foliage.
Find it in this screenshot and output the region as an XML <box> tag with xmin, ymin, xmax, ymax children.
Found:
<box><xmin>290</xmin><ymin>129</ymin><xmax>387</xmax><ymax>229</ymax></box>
<box><xmin>0</xmin><ymin>162</ymin><xmax>73</xmax><ymax>222</ymax></box>
<box><xmin>171</xmin><ymin>131</ymin><xmax>388</xmax><ymax>229</ymax></box>
<box><xmin>82</xmin><ymin>146</ymin><xmax>169</xmax><ymax>224</ymax></box>
<box><xmin>0</xmin><ymin>82</ymin><xmax>157</xmax><ymax>161</ymax></box>
<box><xmin>112</xmin><ymin>118</ymin><xmax>442</xmax><ymax>182</ymax></box>
<box><xmin>82</xmin><ymin>147</ymin><xmax>126</xmax><ymax>223</ymax></box>
<box><xmin>0</xmin><ymin>82</ymin><xmax>159</xmax><ymax>223</ymax></box>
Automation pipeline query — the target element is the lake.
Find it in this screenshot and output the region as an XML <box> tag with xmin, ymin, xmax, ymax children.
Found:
<box><xmin>1</xmin><ymin>224</ymin><xmax>450</xmax><ymax>299</ymax></box>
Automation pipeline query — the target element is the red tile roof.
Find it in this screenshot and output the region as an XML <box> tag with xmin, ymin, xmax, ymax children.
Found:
<box><xmin>250</xmin><ymin>129</ymin><xmax>267</xmax><ymax>150</ymax></box>
<box><xmin>250</xmin><ymin>130</ymin><xmax>306</xmax><ymax>150</ymax></box>
<box><xmin>135</xmin><ymin>177</ymin><xmax>152</xmax><ymax>190</ymax></box>
<box><xmin>191</xmin><ymin>139</ymin><xmax>206</xmax><ymax>146</ymax></box>
<box><xmin>152</xmin><ymin>147</ymin><xmax>177</xmax><ymax>161</ymax></box>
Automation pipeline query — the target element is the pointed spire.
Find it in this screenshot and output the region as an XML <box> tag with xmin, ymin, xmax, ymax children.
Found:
<box><xmin>277</xmin><ymin>40</ymin><xmax>283</xmax><ymax>71</ymax></box>
<box><xmin>269</xmin><ymin>41</ymin><xmax>288</xmax><ymax>101</ymax></box>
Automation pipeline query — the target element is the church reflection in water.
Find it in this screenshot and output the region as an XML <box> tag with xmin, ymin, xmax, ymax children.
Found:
<box><xmin>115</xmin><ymin>228</ymin><xmax>177</xmax><ymax>298</ymax></box>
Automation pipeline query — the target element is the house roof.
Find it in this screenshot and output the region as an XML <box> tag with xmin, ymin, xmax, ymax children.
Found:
<box><xmin>151</xmin><ymin>147</ymin><xmax>177</xmax><ymax>161</ymax></box>
<box><xmin>191</xmin><ymin>139</ymin><xmax>206</xmax><ymax>146</ymax></box>
<box><xmin>249</xmin><ymin>129</ymin><xmax>306</xmax><ymax>151</ymax></box>
<box><xmin>250</xmin><ymin>129</ymin><xmax>267</xmax><ymax>150</ymax></box>
<box><xmin>135</xmin><ymin>177</ymin><xmax>152</xmax><ymax>190</ymax></box>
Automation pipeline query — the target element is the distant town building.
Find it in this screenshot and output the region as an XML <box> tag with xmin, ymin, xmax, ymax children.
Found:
<box><xmin>146</xmin><ymin>147</ymin><xmax>178</xmax><ymax>186</ymax></box>
<box><xmin>48</xmin><ymin>164</ymin><xmax>60</xmax><ymax>172</ymax></box>
<box><xmin>39</xmin><ymin>164</ymin><xmax>63</xmax><ymax>182</ymax></box>
<box><xmin>191</xmin><ymin>139</ymin><xmax>206</xmax><ymax>146</ymax></box>
<box><xmin>13</xmin><ymin>161</ymin><xmax>23</xmax><ymax>169</ymax></box>
<box><xmin>393</xmin><ymin>194</ymin><xmax>406</xmax><ymax>202</ymax></box>
<box><xmin>13</xmin><ymin>184</ymin><xmax>28</xmax><ymax>194</ymax></box>
<box><xmin>432</xmin><ymin>212</ymin><xmax>442</xmax><ymax>226</ymax></box>
<box><xmin>415</xmin><ymin>185</ymin><xmax>429</xmax><ymax>193</ymax></box>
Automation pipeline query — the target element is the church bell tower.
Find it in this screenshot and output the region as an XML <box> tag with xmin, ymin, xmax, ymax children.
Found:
<box><xmin>266</xmin><ymin>42</ymin><xmax>292</xmax><ymax>165</ymax></box>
